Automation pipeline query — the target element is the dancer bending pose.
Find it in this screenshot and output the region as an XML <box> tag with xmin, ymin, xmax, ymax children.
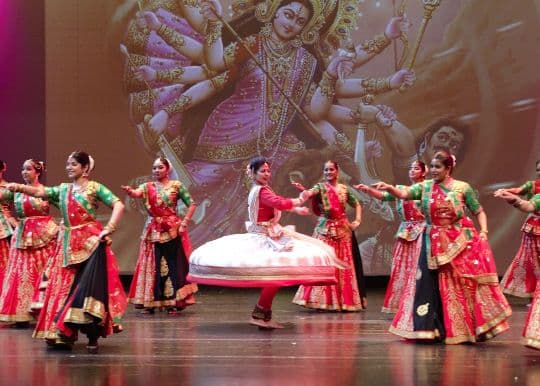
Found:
<box><xmin>188</xmin><ymin>157</ymin><xmax>340</xmax><ymax>329</ymax></box>
<box><xmin>355</xmin><ymin>160</ymin><xmax>426</xmax><ymax>313</ymax></box>
<box><xmin>373</xmin><ymin>150</ymin><xmax>511</xmax><ymax>344</ymax></box>
<box><xmin>123</xmin><ymin>157</ymin><xmax>198</xmax><ymax>314</ymax></box>
<box><xmin>0</xmin><ymin>160</ymin><xmax>58</xmax><ymax>325</ymax></box>
<box><xmin>292</xmin><ymin>160</ymin><xmax>366</xmax><ymax>311</ymax></box>
<box><xmin>7</xmin><ymin>151</ymin><xmax>127</xmax><ymax>353</ymax></box>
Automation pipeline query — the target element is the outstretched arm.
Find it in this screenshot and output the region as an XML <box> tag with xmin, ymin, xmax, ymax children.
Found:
<box><xmin>494</xmin><ymin>190</ymin><xmax>538</xmax><ymax>213</ymax></box>
<box><xmin>6</xmin><ymin>183</ymin><xmax>46</xmax><ymax>198</ymax></box>
<box><xmin>121</xmin><ymin>185</ymin><xmax>143</xmax><ymax>198</ymax></box>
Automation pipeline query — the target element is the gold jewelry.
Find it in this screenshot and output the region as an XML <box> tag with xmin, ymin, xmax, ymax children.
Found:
<box><xmin>480</xmin><ymin>229</ymin><xmax>488</xmax><ymax>234</ymax></box>
<box><xmin>164</xmin><ymin>95</ymin><xmax>193</xmax><ymax>116</ymax></box>
<box><xmin>201</xmin><ymin>64</ymin><xmax>218</xmax><ymax>79</ymax></box>
<box><xmin>361</xmin><ymin>77</ymin><xmax>391</xmax><ymax>94</ymax></box>
<box><xmin>319</xmin><ymin>71</ymin><xmax>337</xmax><ymax>100</ymax></box>
<box><xmin>156</xmin><ymin>67</ymin><xmax>185</xmax><ymax>83</ymax></box>
<box><xmin>512</xmin><ymin>199</ymin><xmax>523</xmax><ymax>208</ymax></box>
<box><xmin>361</xmin><ymin>33</ymin><xmax>391</xmax><ymax>54</ymax></box>
<box><xmin>334</xmin><ymin>132</ymin><xmax>353</xmax><ymax>155</ymax></box>
<box><xmin>157</xmin><ymin>24</ymin><xmax>186</xmax><ymax>49</ymax></box>
<box><xmin>205</xmin><ymin>20</ymin><xmax>223</xmax><ymax>46</ymax></box>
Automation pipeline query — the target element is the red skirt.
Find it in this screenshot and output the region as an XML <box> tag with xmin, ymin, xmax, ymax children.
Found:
<box><xmin>128</xmin><ymin>236</ymin><xmax>197</xmax><ymax>309</ymax></box>
<box><xmin>382</xmin><ymin>236</ymin><xmax>422</xmax><ymax>313</ymax></box>
<box><xmin>293</xmin><ymin>235</ymin><xmax>365</xmax><ymax>311</ymax></box>
<box><xmin>0</xmin><ymin>242</ymin><xmax>55</xmax><ymax>322</ymax></box>
<box><xmin>500</xmin><ymin>232</ymin><xmax>540</xmax><ymax>298</ymax></box>
<box><xmin>33</xmin><ymin>243</ymin><xmax>126</xmax><ymax>343</ymax></box>
<box><xmin>0</xmin><ymin>237</ymin><xmax>10</xmax><ymax>288</ymax></box>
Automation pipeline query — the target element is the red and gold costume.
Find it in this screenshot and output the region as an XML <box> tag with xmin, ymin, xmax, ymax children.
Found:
<box><xmin>390</xmin><ymin>179</ymin><xmax>511</xmax><ymax>344</ymax></box>
<box><xmin>33</xmin><ymin>182</ymin><xmax>127</xmax><ymax>344</ymax></box>
<box><xmin>0</xmin><ymin>189</ymin><xmax>58</xmax><ymax>322</ymax></box>
<box><xmin>500</xmin><ymin>180</ymin><xmax>540</xmax><ymax>297</ymax></box>
<box><xmin>128</xmin><ymin>181</ymin><xmax>197</xmax><ymax>309</ymax></box>
<box><xmin>293</xmin><ymin>182</ymin><xmax>366</xmax><ymax>311</ymax></box>
<box><xmin>380</xmin><ymin>186</ymin><xmax>425</xmax><ymax>313</ymax></box>
<box><xmin>522</xmin><ymin>194</ymin><xmax>540</xmax><ymax>349</ymax></box>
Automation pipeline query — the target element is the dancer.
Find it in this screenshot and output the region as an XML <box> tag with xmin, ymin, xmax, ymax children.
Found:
<box><xmin>354</xmin><ymin>160</ymin><xmax>427</xmax><ymax>313</ymax></box>
<box><xmin>0</xmin><ymin>160</ymin><xmax>58</xmax><ymax>325</ymax></box>
<box><xmin>122</xmin><ymin>157</ymin><xmax>198</xmax><ymax>314</ymax></box>
<box><xmin>494</xmin><ymin>189</ymin><xmax>540</xmax><ymax>349</ymax></box>
<box><xmin>0</xmin><ymin>161</ymin><xmax>16</xmax><ymax>287</ymax></box>
<box><xmin>188</xmin><ymin>156</ymin><xmax>340</xmax><ymax>329</ymax></box>
<box><xmin>7</xmin><ymin>151</ymin><xmax>127</xmax><ymax>353</ymax></box>
<box><xmin>292</xmin><ymin>160</ymin><xmax>366</xmax><ymax>311</ymax></box>
<box><xmin>373</xmin><ymin>150</ymin><xmax>511</xmax><ymax>344</ymax></box>
<box><xmin>497</xmin><ymin>160</ymin><xmax>540</xmax><ymax>298</ymax></box>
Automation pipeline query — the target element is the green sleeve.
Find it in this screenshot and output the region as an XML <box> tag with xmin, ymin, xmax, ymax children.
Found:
<box><xmin>0</xmin><ymin>189</ymin><xmax>14</xmax><ymax>202</ymax></box>
<box><xmin>519</xmin><ymin>181</ymin><xmax>534</xmax><ymax>199</ymax></box>
<box><xmin>463</xmin><ymin>183</ymin><xmax>482</xmax><ymax>214</ymax></box>
<box><xmin>408</xmin><ymin>182</ymin><xmax>423</xmax><ymax>201</ymax></box>
<box><xmin>95</xmin><ymin>183</ymin><xmax>119</xmax><ymax>207</ymax></box>
<box><xmin>532</xmin><ymin>194</ymin><xmax>540</xmax><ymax>212</ymax></box>
<box><xmin>44</xmin><ymin>185</ymin><xmax>60</xmax><ymax>203</ymax></box>
<box><xmin>177</xmin><ymin>182</ymin><xmax>193</xmax><ymax>206</ymax></box>
<box><xmin>346</xmin><ymin>186</ymin><xmax>359</xmax><ymax>207</ymax></box>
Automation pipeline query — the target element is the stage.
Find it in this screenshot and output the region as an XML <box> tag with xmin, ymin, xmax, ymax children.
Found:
<box><xmin>0</xmin><ymin>287</ymin><xmax>538</xmax><ymax>386</ymax></box>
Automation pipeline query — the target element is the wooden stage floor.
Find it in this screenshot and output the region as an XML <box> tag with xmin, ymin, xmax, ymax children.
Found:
<box><xmin>0</xmin><ymin>287</ymin><xmax>539</xmax><ymax>386</ymax></box>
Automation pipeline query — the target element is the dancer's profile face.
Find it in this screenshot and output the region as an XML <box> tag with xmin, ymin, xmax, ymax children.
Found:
<box><xmin>21</xmin><ymin>161</ymin><xmax>39</xmax><ymax>184</ymax></box>
<box><xmin>152</xmin><ymin>159</ymin><xmax>169</xmax><ymax>181</ymax></box>
<box><xmin>408</xmin><ymin>161</ymin><xmax>426</xmax><ymax>183</ymax></box>
<box><xmin>323</xmin><ymin>162</ymin><xmax>338</xmax><ymax>183</ymax></box>
<box><xmin>65</xmin><ymin>156</ymin><xmax>84</xmax><ymax>180</ymax></box>
<box><xmin>429</xmin><ymin>159</ymin><xmax>450</xmax><ymax>183</ymax></box>
<box><xmin>273</xmin><ymin>2</ymin><xmax>310</xmax><ymax>41</ymax></box>
<box><xmin>254</xmin><ymin>163</ymin><xmax>271</xmax><ymax>185</ymax></box>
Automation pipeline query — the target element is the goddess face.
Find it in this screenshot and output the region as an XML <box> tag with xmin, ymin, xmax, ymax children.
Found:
<box><xmin>21</xmin><ymin>160</ymin><xmax>39</xmax><ymax>184</ymax></box>
<box><xmin>272</xmin><ymin>2</ymin><xmax>310</xmax><ymax>41</ymax></box>
<box><xmin>424</xmin><ymin>126</ymin><xmax>464</xmax><ymax>162</ymax></box>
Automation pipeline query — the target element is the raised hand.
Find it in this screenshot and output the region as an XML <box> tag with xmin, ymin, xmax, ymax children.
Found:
<box><xmin>326</xmin><ymin>54</ymin><xmax>354</xmax><ymax>80</ymax></box>
<box><xmin>147</xmin><ymin>110</ymin><xmax>169</xmax><ymax>135</ymax></box>
<box><xmin>385</xmin><ymin>15</ymin><xmax>411</xmax><ymax>40</ymax></box>
<box><xmin>389</xmin><ymin>69</ymin><xmax>415</xmax><ymax>89</ymax></box>
<box><xmin>136</xmin><ymin>11</ymin><xmax>161</xmax><ymax>31</ymax></box>
<box><xmin>371</xmin><ymin>181</ymin><xmax>392</xmax><ymax>191</ymax></box>
<box><xmin>353</xmin><ymin>184</ymin><xmax>369</xmax><ymax>192</ymax></box>
<box><xmin>200</xmin><ymin>0</ymin><xmax>222</xmax><ymax>21</ymax></box>
<box><xmin>134</xmin><ymin>65</ymin><xmax>157</xmax><ymax>82</ymax></box>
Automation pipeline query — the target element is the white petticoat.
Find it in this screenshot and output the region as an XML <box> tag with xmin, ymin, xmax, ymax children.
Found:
<box><xmin>188</xmin><ymin>226</ymin><xmax>339</xmax><ymax>288</ymax></box>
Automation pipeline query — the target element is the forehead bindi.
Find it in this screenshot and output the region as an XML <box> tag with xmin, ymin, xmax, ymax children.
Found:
<box><xmin>283</xmin><ymin>3</ymin><xmax>309</xmax><ymax>18</ymax></box>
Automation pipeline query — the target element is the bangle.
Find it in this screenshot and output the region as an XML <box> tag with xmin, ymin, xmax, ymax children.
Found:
<box><xmin>104</xmin><ymin>222</ymin><xmax>117</xmax><ymax>233</ymax></box>
<box><xmin>512</xmin><ymin>199</ymin><xmax>523</xmax><ymax>208</ymax></box>
<box><xmin>319</xmin><ymin>71</ymin><xmax>337</xmax><ymax>100</ymax></box>
<box><xmin>480</xmin><ymin>229</ymin><xmax>488</xmax><ymax>234</ymax></box>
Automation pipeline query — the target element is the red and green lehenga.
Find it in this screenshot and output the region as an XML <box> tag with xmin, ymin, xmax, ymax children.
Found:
<box><xmin>500</xmin><ymin>180</ymin><xmax>540</xmax><ymax>298</ymax></box>
<box><xmin>33</xmin><ymin>182</ymin><xmax>127</xmax><ymax>344</ymax></box>
<box><xmin>380</xmin><ymin>187</ymin><xmax>425</xmax><ymax>313</ymax></box>
<box><xmin>293</xmin><ymin>182</ymin><xmax>367</xmax><ymax>311</ymax></box>
<box><xmin>128</xmin><ymin>181</ymin><xmax>197</xmax><ymax>310</ymax></box>
<box><xmin>0</xmin><ymin>190</ymin><xmax>58</xmax><ymax>322</ymax></box>
<box><xmin>522</xmin><ymin>194</ymin><xmax>540</xmax><ymax>349</ymax></box>
<box><xmin>390</xmin><ymin>179</ymin><xmax>511</xmax><ymax>344</ymax></box>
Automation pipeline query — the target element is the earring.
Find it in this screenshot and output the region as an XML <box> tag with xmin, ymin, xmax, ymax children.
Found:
<box><xmin>260</xmin><ymin>22</ymin><xmax>272</xmax><ymax>37</ymax></box>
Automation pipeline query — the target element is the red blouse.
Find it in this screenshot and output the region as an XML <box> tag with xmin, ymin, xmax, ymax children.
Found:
<box><xmin>257</xmin><ymin>186</ymin><xmax>293</xmax><ymax>222</ymax></box>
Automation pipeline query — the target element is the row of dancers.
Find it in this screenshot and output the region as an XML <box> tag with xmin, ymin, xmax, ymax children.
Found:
<box><xmin>0</xmin><ymin>152</ymin><xmax>537</xmax><ymax>353</ymax></box>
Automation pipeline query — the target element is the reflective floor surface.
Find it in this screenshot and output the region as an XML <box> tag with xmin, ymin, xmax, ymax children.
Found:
<box><xmin>0</xmin><ymin>287</ymin><xmax>538</xmax><ymax>386</ymax></box>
